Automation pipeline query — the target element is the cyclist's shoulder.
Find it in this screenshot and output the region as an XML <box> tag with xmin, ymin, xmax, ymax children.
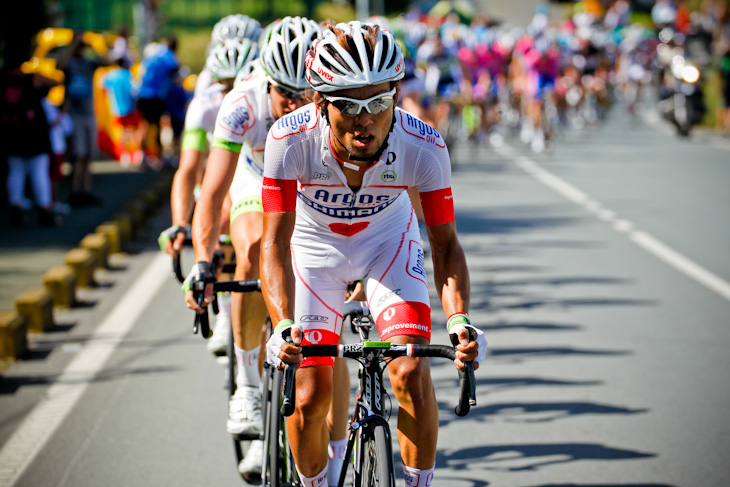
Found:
<box><xmin>393</xmin><ymin>108</ymin><xmax>447</xmax><ymax>155</ymax></box>
<box><xmin>220</xmin><ymin>69</ymin><xmax>267</xmax><ymax>110</ymax></box>
<box><xmin>269</xmin><ymin>103</ymin><xmax>321</xmax><ymax>144</ymax></box>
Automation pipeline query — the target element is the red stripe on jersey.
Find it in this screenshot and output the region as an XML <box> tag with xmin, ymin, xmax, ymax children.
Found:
<box><xmin>420</xmin><ymin>188</ymin><xmax>455</xmax><ymax>226</ymax></box>
<box><xmin>262</xmin><ymin>177</ymin><xmax>297</xmax><ymax>213</ymax></box>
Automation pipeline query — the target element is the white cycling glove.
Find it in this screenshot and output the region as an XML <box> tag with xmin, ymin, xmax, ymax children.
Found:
<box><xmin>266</xmin><ymin>319</ymin><xmax>302</xmax><ymax>369</ymax></box>
<box><xmin>447</xmin><ymin>312</ymin><xmax>487</xmax><ymax>367</ymax></box>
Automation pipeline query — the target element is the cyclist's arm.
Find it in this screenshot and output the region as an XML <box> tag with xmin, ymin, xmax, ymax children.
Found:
<box><xmin>191</xmin><ymin>146</ymin><xmax>238</xmax><ymax>263</ymax></box>
<box><xmin>260</xmin><ymin>211</ymin><xmax>296</xmax><ymax>325</ymax></box>
<box><xmin>426</xmin><ymin>221</ymin><xmax>470</xmax><ymax>317</ymax></box>
<box><xmin>171</xmin><ymin>129</ymin><xmax>207</xmax><ymax>227</ymax></box>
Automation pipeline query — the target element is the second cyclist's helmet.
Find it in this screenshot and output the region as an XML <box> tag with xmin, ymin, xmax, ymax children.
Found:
<box><xmin>305</xmin><ymin>21</ymin><xmax>405</xmax><ymax>93</ymax></box>
<box><xmin>259</xmin><ymin>16</ymin><xmax>321</xmax><ymax>90</ymax></box>
<box><xmin>212</xmin><ymin>14</ymin><xmax>262</xmax><ymax>44</ymax></box>
<box><xmin>206</xmin><ymin>38</ymin><xmax>259</xmax><ymax>80</ymax></box>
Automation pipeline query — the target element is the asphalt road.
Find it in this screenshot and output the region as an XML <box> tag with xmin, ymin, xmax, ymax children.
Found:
<box><xmin>1</xmin><ymin>107</ymin><xmax>729</xmax><ymax>487</ymax></box>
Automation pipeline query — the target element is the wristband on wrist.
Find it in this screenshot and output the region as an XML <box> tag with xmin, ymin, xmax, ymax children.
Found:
<box><xmin>275</xmin><ymin>319</ymin><xmax>295</xmax><ymax>333</ymax></box>
<box><xmin>447</xmin><ymin>312</ymin><xmax>470</xmax><ymax>332</ymax></box>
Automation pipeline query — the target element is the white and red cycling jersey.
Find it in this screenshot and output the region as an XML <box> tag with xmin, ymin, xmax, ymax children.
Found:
<box><xmin>212</xmin><ymin>65</ymin><xmax>274</xmax><ymax>206</ymax></box>
<box><xmin>184</xmin><ymin>83</ymin><xmax>226</xmax><ymax>135</ymax></box>
<box><xmin>263</xmin><ymin>104</ymin><xmax>455</xmax><ymax>367</ymax></box>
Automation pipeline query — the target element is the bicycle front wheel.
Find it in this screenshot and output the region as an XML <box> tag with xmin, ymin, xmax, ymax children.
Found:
<box><xmin>267</xmin><ymin>368</ymin><xmax>297</xmax><ymax>487</ymax></box>
<box><xmin>359</xmin><ymin>425</ymin><xmax>395</xmax><ymax>487</ymax></box>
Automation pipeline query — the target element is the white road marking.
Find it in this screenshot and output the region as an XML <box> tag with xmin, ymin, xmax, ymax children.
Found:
<box><xmin>495</xmin><ymin>145</ymin><xmax>730</xmax><ymax>302</ymax></box>
<box><xmin>0</xmin><ymin>252</ymin><xmax>170</xmax><ymax>487</ymax></box>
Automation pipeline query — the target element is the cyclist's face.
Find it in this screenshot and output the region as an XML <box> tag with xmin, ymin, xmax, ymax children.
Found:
<box><xmin>327</xmin><ymin>82</ymin><xmax>396</xmax><ymax>160</ymax></box>
<box><xmin>270</xmin><ymin>84</ymin><xmax>309</xmax><ymax>120</ymax></box>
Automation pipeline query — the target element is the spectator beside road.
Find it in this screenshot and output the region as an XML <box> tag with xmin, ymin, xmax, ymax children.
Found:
<box><xmin>136</xmin><ymin>36</ymin><xmax>179</xmax><ymax>168</ymax></box>
<box><xmin>58</xmin><ymin>31</ymin><xmax>112</xmax><ymax>207</ymax></box>
<box><xmin>41</xmin><ymin>93</ymin><xmax>73</xmax><ymax>213</ymax></box>
<box><xmin>103</xmin><ymin>57</ymin><xmax>143</xmax><ymax>166</ymax></box>
<box><xmin>717</xmin><ymin>4</ymin><xmax>730</xmax><ymax>134</ymax></box>
<box><xmin>0</xmin><ymin>59</ymin><xmax>59</xmax><ymax>227</ymax></box>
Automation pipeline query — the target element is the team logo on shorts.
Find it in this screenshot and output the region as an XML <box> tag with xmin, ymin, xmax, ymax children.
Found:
<box><xmin>406</xmin><ymin>240</ymin><xmax>426</xmax><ymax>283</ymax></box>
<box><xmin>376</xmin><ymin>289</ymin><xmax>402</xmax><ymax>307</ymax></box>
<box><xmin>381</xmin><ymin>170</ymin><xmax>397</xmax><ymax>183</ymax></box>
<box><xmin>300</xmin><ymin>315</ymin><xmax>328</xmax><ymax>323</ymax></box>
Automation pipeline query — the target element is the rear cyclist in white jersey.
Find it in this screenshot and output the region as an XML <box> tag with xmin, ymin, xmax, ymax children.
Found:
<box><xmin>261</xmin><ymin>22</ymin><xmax>487</xmax><ymax>487</ymax></box>
<box><xmin>183</xmin><ymin>17</ymin><xmax>326</xmax><ymax>480</ymax></box>
<box><xmin>159</xmin><ymin>38</ymin><xmax>257</xmax><ymax>353</ymax></box>
<box><xmin>194</xmin><ymin>14</ymin><xmax>262</xmax><ymax>96</ymax></box>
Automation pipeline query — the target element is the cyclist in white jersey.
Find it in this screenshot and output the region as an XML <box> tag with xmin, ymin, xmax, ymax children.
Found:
<box><xmin>261</xmin><ymin>22</ymin><xmax>487</xmax><ymax>487</ymax></box>
<box><xmin>183</xmin><ymin>16</ymin><xmax>322</xmax><ymax>479</ymax></box>
<box><xmin>194</xmin><ymin>14</ymin><xmax>262</xmax><ymax>96</ymax></box>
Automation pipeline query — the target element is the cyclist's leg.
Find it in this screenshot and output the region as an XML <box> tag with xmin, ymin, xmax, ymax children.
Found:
<box><xmin>365</xmin><ymin>224</ymin><xmax>438</xmax><ymax>478</ymax></box>
<box><xmin>226</xmin><ymin>166</ymin><xmax>267</xmax><ymax>445</ymax></box>
<box><xmin>287</xmin><ymin>243</ymin><xmax>349</xmax><ymax>484</ymax></box>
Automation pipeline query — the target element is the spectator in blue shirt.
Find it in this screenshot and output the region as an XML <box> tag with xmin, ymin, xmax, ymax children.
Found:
<box><xmin>136</xmin><ymin>36</ymin><xmax>178</xmax><ymax>167</ymax></box>
<box><xmin>103</xmin><ymin>57</ymin><xmax>143</xmax><ymax>166</ymax></box>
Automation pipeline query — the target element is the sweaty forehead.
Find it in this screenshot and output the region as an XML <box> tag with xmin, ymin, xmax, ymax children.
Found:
<box><xmin>332</xmin><ymin>82</ymin><xmax>391</xmax><ymax>100</ymax></box>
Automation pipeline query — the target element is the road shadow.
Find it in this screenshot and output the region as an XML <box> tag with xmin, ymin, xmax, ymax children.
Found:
<box><xmin>455</xmin><ymin>206</ymin><xmax>584</xmax><ymax>236</ymax></box>
<box><xmin>435</xmin><ymin>443</ymin><xmax>656</xmax><ymax>472</ymax></box>
<box><xmin>472</xmin><ymin>296</ymin><xmax>658</xmax><ymax>313</ymax></box>
<box><xmin>489</xmin><ymin>346</ymin><xmax>630</xmax><ymax>363</ymax></box>
<box><xmin>480</xmin><ymin>376</ymin><xmax>603</xmax><ymax>391</ymax></box>
<box><xmin>481</xmin><ymin>320</ymin><xmax>582</xmax><ymax>332</ymax></box>
<box><xmin>477</xmin><ymin>401</ymin><xmax>648</xmax><ymax>423</ymax></box>
<box><xmin>435</xmin><ymin>399</ymin><xmax>646</xmax><ymax>427</ymax></box>
<box><xmin>0</xmin><ymin>365</ymin><xmax>180</xmax><ymax>395</ymax></box>
<box><xmin>522</xmin><ymin>484</ymin><xmax>677</xmax><ymax>487</ymax></box>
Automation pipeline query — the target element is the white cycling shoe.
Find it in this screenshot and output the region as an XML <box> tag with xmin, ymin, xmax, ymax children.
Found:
<box><xmin>206</xmin><ymin>313</ymin><xmax>231</xmax><ymax>356</ymax></box>
<box><xmin>227</xmin><ymin>386</ymin><xmax>263</xmax><ymax>437</ymax></box>
<box><xmin>238</xmin><ymin>439</ymin><xmax>264</xmax><ymax>478</ymax></box>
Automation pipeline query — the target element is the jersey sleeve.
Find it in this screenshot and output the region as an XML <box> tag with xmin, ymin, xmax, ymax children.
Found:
<box><xmin>414</xmin><ymin>144</ymin><xmax>455</xmax><ymax>226</ymax></box>
<box><xmin>211</xmin><ymin>89</ymin><xmax>256</xmax><ymax>154</ymax></box>
<box><xmin>262</xmin><ymin>129</ymin><xmax>302</xmax><ymax>213</ymax></box>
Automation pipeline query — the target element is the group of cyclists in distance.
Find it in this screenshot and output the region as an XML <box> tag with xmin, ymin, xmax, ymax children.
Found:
<box><xmin>156</xmin><ymin>2</ymin><xmax>685</xmax><ymax>485</ymax></box>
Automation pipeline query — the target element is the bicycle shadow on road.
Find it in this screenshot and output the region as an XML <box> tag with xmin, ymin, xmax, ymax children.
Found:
<box><xmin>435</xmin><ymin>442</ymin><xmax>656</xmax><ymax>472</ymax></box>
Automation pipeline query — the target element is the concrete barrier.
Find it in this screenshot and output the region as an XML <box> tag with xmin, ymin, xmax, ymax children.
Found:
<box><xmin>42</xmin><ymin>265</ymin><xmax>77</xmax><ymax>308</ymax></box>
<box><xmin>15</xmin><ymin>287</ymin><xmax>54</xmax><ymax>333</ymax></box>
<box><xmin>64</xmin><ymin>248</ymin><xmax>96</xmax><ymax>288</ymax></box>
<box><xmin>0</xmin><ymin>311</ymin><xmax>27</xmax><ymax>361</ymax></box>
<box><xmin>96</xmin><ymin>222</ymin><xmax>122</xmax><ymax>254</ymax></box>
<box><xmin>112</xmin><ymin>214</ymin><xmax>133</xmax><ymax>244</ymax></box>
<box><xmin>81</xmin><ymin>233</ymin><xmax>110</xmax><ymax>269</ymax></box>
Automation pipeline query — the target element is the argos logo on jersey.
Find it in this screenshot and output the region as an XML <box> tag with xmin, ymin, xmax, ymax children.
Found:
<box><xmin>277</xmin><ymin>109</ymin><xmax>311</xmax><ymax>131</ymax></box>
<box><xmin>401</xmin><ymin>112</ymin><xmax>446</xmax><ymax>148</ymax></box>
<box><xmin>312</xmin><ymin>189</ymin><xmax>390</xmax><ymax>206</ymax></box>
<box><xmin>221</xmin><ymin>106</ymin><xmax>251</xmax><ymax>131</ymax></box>
<box><xmin>272</xmin><ymin>106</ymin><xmax>318</xmax><ymax>139</ymax></box>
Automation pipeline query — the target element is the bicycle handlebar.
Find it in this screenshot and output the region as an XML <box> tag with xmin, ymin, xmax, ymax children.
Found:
<box><xmin>281</xmin><ymin>342</ymin><xmax>477</xmax><ymax>418</ymax></box>
<box><xmin>190</xmin><ymin>279</ymin><xmax>261</xmax><ymax>339</ymax></box>
<box><xmin>172</xmin><ymin>236</ymin><xmax>235</xmax><ymax>282</ymax></box>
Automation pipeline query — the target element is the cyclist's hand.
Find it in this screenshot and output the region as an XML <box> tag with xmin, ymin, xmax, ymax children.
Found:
<box><xmin>158</xmin><ymin>225</ymin><xmax>189</xmax><ymax>257</ymax></box>
<box><xmin>183</xmin><ymin>262</ymin><xmax>215</xmax><ymax>313</ymax></box>
<box><xmin>448</xmin><ymin>313</ymin><xmax>487</xmax><ymax>371</ymax></box>
<box><xmin>266</xmin><ymin>320</ymin><xmax>303</xmax><ymax>369</ymax></box>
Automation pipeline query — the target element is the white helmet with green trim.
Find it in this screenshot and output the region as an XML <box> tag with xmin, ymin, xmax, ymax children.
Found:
<box><xmin>259</xmin><ymin>16</ymin><xmax>321</xmax><ymax>90</ymax></box>
<box><xmin>212</xmin><ymin>14</ymin><xmax>262</xmax><ymax>44</ymax></box>
<box><xmin>206</xmin><ymin>38</ymin><xmax>259</xmax><ymax>81</ymax></box>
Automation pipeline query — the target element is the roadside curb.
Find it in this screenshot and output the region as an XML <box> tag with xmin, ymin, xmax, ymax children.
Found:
<box><xmin>0</xmin><ymin>170</ymin><xmax>174</xmax><ymax>365</ymax></box>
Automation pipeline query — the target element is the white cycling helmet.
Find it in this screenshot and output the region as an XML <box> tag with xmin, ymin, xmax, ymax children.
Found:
<box><xmin>306</xmin><ymin>21</ymin><xmax>405</xmax><ymax>93</ymax></box>
<box><xmin>206</xmin><ymin>38</ymin><xmax>259</xmax><ymax>81</ymax></box>
<box><xmin>259</xmin><ymin>16</ymin><xmax>321</xmax><ymax>90</ymax></box>
<box><xmin>212</xmin><ymin>14</ymin><xmax>262</xmax><ymax>44</ymax></box>
<box><xmin>234</xmin><ymin>59</ymin><xmax>260</xmax><ymax>87</ymax></box>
